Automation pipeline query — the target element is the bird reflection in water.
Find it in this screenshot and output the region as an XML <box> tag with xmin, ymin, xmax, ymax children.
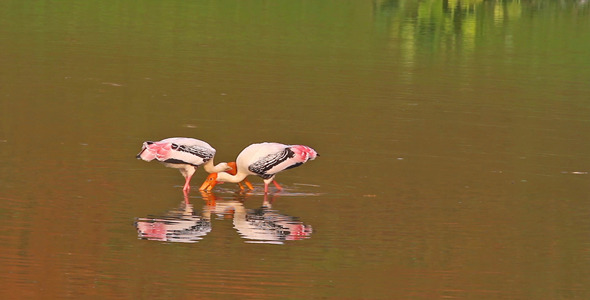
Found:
<box><xmin>135</xmin><ymin>192</ymin><xmax>312</xmax><ymax>244</ymax></box>
<box><xmin>135</xmin><ymin>195</ymin><xmax>211</xmax><ymax>243</ymax></box>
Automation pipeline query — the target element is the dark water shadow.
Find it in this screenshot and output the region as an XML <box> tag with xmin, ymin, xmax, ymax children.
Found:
<box><xmin>135</xmin><ymin>191</ymin><xmax>313</xmax><ymax>244</ymax></box>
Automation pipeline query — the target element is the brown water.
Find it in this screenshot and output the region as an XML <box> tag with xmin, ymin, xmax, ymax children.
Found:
<box><xmin>2</xmin><ymin>0</ymin><xmax>590</xmax><ymax>298</ymax></box>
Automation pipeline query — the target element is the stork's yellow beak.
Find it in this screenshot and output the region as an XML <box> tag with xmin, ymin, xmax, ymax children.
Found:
<box><xmin>199</xmin><ymin>173</ymin><xmax>218</xmax><ymax>191</ymax></box>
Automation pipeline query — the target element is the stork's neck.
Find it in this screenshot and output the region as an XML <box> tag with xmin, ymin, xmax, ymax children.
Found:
<box><xmin>202</xmin><ymin>159</ymin><xmax>230</xmax><ymax>173</ymax></box>
<box><xmin>216</xmin><ymin>169</ymin><xmax>249</xmax><ymax>183</ymax></box>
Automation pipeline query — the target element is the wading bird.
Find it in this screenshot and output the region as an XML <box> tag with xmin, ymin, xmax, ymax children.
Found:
<box><xmin>200</xmin><ymin>142</ymin><xmax>319</xmax><ymax>193</ymax></box>
<box><xmin>136</xmin><ymin>137</ymin><xmax>251</xmax><ymax>195</ymax></box>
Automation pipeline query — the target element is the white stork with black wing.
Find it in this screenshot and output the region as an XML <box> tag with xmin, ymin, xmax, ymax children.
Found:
<box><xmin>136</xmin><ymin>137</ymin><xmax>232</xmax><ymax>194</ymax></box>
<box><xmin>200</xmin><ymin>142</ymin><xmax>319</xmax><ymax>193</ymax></box>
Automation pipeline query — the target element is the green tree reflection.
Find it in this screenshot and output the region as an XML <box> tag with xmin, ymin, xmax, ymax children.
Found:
<box><xmin>373</xmin><ymin>0</ymin><xmax>589</xmax><ymax>84</ymax></box>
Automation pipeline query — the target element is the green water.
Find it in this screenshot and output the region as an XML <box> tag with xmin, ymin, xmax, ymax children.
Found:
<box><xmin>1</xmin><ymin>0</ymin><xmax>590</xmax><ymax>298</ymax></box>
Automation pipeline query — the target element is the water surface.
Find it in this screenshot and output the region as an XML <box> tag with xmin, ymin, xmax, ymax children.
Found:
<box><xmin>1</xmin><ymin>0</ymin><xmax>590</xmax><ymax>298</ymax></box>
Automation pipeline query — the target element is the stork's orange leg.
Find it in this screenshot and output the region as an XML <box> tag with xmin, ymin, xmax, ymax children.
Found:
<box><xmin>182</xmin><ymin>175</ymin><xmax>192</xmax><ymax>194</ymax></box>
<box><xmin>272</xmin><ymin>180</ymin><xmax>282</xmax><ymax>191</ymax></box>
<box><xmin>243</xmin><ymin>178</ymin><xmax>254</xmax><ymax>190</ymax></box>
<box><xmin>237</xmin><ymin>179</ymin><xmax>254</xmax><ymax>190</ymax></box>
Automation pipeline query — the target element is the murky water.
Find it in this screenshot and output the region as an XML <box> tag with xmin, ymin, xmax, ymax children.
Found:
<box><xmin>1</xmin><ymin>0</ymin><xmax>590</xmax><ymax>298</ymax></box>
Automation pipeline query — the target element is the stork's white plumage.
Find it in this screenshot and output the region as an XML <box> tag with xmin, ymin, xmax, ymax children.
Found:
<box><xmin>200</xmin><ymin>142</ymin><xmax>319</xmax><ymax>193</ymax></box>
<box><xmin>136</xmin><ymin>137</ymin><xmax>233</xmax><ymax>195</ymax></box>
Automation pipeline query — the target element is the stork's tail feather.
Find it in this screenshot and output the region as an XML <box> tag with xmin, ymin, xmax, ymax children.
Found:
<box><xmin>137</xmin><ymin>141</ymin><xmax>173</xmax><ymax>161</ymax></box>
<box><xmin>290</xmin><ymin>145</ymin><xmax>318</xmax><ymax>162</ymax></box>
